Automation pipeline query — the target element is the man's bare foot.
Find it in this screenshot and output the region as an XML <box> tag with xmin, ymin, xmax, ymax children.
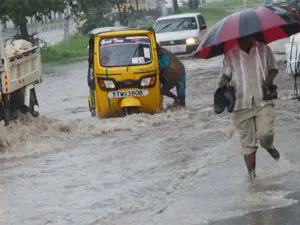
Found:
<box><xmin>244</xmin><ymin>152</ymin><xmax>256</xmax><ymax>178</ymax></box>
<box><xmin>266</xmin><ymin>147</ymin><xmax>280</xmax><ymax>161</ymax></box>
<box><xmin>249</xmin><ymin>170</ymin><xmax>256</xmax><ymax>179</ymax></box>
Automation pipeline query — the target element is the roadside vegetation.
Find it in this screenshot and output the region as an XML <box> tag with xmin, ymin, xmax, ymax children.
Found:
<box><xmin>41</xmin><ymin>35</ymin><xmax>88</xmax><ymax>65</ymax></box>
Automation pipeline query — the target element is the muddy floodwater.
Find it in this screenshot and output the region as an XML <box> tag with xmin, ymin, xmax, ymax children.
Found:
<box><xmin>1</xmin><ymin>52</ymin><xmax>300</xmax><ymax>225</ymax></box>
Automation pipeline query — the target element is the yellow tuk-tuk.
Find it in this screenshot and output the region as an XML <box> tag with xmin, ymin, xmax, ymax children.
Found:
<box><xmin>87</xmin><ymin>26</ymin><xmax>163</xmax><ymax>117</ymax></box>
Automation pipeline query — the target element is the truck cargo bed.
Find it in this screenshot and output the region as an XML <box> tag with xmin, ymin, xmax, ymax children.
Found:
<box><xmin>2</xmin><ymin>46</ymin><xmax>42</xmax><ymax>94</ymax></box>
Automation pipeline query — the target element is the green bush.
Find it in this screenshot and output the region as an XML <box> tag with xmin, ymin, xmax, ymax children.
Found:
<box><xmin>42</xmin><ymin>35</ymin><xmax>89</xmax><ymax>64</ymax></box>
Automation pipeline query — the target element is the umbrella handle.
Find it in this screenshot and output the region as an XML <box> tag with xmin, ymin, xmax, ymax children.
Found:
<box><xmin>255</xmin><ymin>47</ymin><xmax>266</xmax><ymax>81</ymax></box>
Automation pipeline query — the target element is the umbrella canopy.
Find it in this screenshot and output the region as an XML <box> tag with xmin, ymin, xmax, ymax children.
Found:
<box><xmin>196</xmin><ymin>5</ymin><xmax>300</xmax><ymax>59</ymax></box>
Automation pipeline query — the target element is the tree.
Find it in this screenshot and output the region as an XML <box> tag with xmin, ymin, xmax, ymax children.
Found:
<box><xmin>173</xmin><ymin>0</ymin><xmax>179</xmax><ymax>13</ymax></box>
<box><xmin>131</xmin><ymin>0</ymin><xmax>145</xmax><ymax>26</ymax></box>
<box><xmin>0</xmin><ymin>1</ymin><xmax>9</xmax><ymax>28</ymax></box>
<box><xmin>109</xmin><ymin>0</ymin><xmax>144</xmax><ymax>27</ymax></box>
<box><xmin>69</xmin><ymin>0</ymin><xmax>113</xmax><ymax>34</ymax></box>
<box><xmin>188</xmin><ymin>0</ymin><xmax>199</xmax><ymax>9</ymax></box>
<box><xmin>0</xmin><ymin>0</ymin><xmax>67</xmax><ymax>40</ymax></box>
<box><xmin>109</xmin><ymin>0</ymin><xmax>129</xmax><ymax>26</ymax></box>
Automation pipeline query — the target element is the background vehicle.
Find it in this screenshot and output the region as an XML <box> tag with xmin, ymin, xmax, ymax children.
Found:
<box><xmin>153</xmin><ymin>13</ymin><xmax>207</xmax><ymax>57</ymax></box>
<box><xmin>277</xmin><ymin>0</ymin><xmax>300</xmax><ymax>75</ymax></box>
<box><xmin>87</xmin><ymin>26</ymin><xmax>163</xmax><ymax>118</ymax></box>
<box><xmin>272</xmin><ymin>0</ymin><xmax>300</xmax><ymax>11</ymax></box>
<box><xmin>0</xmin><ymin>28</ymin><xmax>42</xmax><ymax>126</ymax></box>
<box><xmin>278</xmin><ymin>0</ymin><xmax>300</xmax><ymax>97</ymax></box>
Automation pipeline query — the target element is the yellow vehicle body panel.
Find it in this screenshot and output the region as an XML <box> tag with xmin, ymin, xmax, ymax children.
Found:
<box><xmin>120</xmin><ymin>97</ymin><xmax>142</xmax><ymax>108</ymax></box>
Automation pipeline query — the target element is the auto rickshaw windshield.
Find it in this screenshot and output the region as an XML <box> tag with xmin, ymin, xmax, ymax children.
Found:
<box><xmin>99</xmin><ymin>35</ymin><xmax>152</xmax><ymax>67</ymax></box>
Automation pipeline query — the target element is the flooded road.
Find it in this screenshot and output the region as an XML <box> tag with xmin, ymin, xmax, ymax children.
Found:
<box><xmin>1</xmin><ymin>53</ymin><xmax>300</xmax><ymax>225</ymax></box>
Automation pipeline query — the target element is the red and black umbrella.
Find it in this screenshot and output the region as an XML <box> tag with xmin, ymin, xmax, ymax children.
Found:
<box><xmin>195</xmin><ymin>5</ymin><xmax>300</xmax><ymax>59</ymax></box>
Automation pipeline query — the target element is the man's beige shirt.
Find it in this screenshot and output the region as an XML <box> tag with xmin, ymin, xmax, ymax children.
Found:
<box><xmin>222</xmin><ymin>42</ymin><xmax>278</xmax><ymax>111</ymax></box>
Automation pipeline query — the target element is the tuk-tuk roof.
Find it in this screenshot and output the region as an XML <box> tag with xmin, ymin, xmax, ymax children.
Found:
<box><xmin>88</xmin><ymin>26</ymin><xmax>154</xmax><ymax>37</ymax></box>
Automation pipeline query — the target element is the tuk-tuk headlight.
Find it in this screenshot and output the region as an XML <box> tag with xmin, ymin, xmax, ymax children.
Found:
<box><xmin>98</xmin><ymin>78</ymin><xmax>116</xmax><ymax>90</ymax></box>
<box><xmin>104</xmin><ymin>80</ymin><xmax>116</xmax><ymax>89</ymax></box>
<box><xmin>140</xmin><ymin>75</ymin><xmax>156</xmax><ymax>88</ymax></box>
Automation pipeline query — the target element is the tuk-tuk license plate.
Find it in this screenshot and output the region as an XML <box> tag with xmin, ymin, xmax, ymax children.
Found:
<box><xmin>108</xmin><ymin>89</ymin><xmax>149</xmax><ymax>99</ymax></box>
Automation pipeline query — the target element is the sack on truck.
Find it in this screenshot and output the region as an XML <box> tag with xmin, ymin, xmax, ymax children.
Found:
<box><xmin>4</xmin><ymin>39</ymin><xmax>32</xmax><ymax>58</ymax></box>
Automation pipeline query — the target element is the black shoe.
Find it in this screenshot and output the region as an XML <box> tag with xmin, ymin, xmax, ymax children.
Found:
<box><xmin>214</xmin><ymin>86</ymin><xmax>236</xmax><ymax>114</ymax></box>
<box><xmin>223</xmin><ymin>86</ymin><xmax>236</xmax><ymax>113</ymax></box>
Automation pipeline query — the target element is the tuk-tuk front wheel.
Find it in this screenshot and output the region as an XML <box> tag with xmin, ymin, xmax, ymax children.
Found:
<box><xmin>88</xmin><ymin>100</ymin><xmax>96</xmax><ymax>117</ymax></box>
<box><xmin>122</xmin><ymin>107</ymin><xmax>139</xmax><ymax>116</ymax></box>
<box><xmin>90</xmin><ymin>109</ymin><xmax>96</xmax><ymax>117</ymax></box>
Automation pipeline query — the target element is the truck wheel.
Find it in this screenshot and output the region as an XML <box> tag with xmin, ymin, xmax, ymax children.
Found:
<box><xmin>4</xmin><ymin>111</ymin><xmax>10</xmax><ymax>126</ymax></box>
<box><xmin>3</xmin><ymin>109</ymin><xmax>11</xmax><ymax>126</ymax></box>
<box><xmin>3</xmin><ymin>95</ymin><xmax>11</xmax><ymax>126</ymax></box>
<box><xmin>29</xmin><ymin>89</ymin><xmax>39</xmax><ymax>118</ymax></box>
<box><xmin>20</xmin><ymin>105</ymin><xmax>29</xmax><ymax>114</ymax></box>
<box><xmin>30</xmin><ymin>109</ymin><xmax>39</xmax><ymax>117</ymax></box>
<box><xmin>29</xmin><ymin>105</ymin><xmax>39</xmax><ymax>117</ymax></box>
<box><xmin>18</xmin><ymin>105</ymin><xmax>38</xmax><ymax>117</ymax></box>
<box><xmin>0</xmin><ymin>106</ymin><xmax>4</xmax><ymax>122</ymax></box>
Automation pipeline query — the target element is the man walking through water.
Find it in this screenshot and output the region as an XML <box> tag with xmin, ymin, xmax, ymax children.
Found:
<box><xmin>219</xmin><ymin>36</ymin><xmax>280</xmax><ymax>178</ymax></box>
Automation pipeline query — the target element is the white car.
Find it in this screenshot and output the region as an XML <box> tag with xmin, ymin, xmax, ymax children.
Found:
<box><xmin>154</xmin><ymin>13</ymin><xmax>207</xmax><ymax>57</ymax></box>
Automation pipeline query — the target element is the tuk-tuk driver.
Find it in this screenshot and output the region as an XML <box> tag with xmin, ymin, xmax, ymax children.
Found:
<box><xmin>157</xmin><ymin>43</ymin><xmax>186</xmax><ymax>107</ymax></box>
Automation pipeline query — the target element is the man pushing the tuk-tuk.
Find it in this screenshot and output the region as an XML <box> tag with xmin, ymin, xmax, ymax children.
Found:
<box><xmin>157</xmin><ymin>43</ymin><xmax>186</xmax><ymax>107</ymax></box>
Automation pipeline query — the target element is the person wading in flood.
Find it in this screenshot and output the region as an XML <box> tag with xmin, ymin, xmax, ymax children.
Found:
<box><xmin>219</xmin><ymin>36</ymin><xmax>280</xmax><ymax>178</ymax></box>
<box><xmin>157</xmin><ymin>43</ymin><xmax>186</xmax><ymax>107</ymax></box>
